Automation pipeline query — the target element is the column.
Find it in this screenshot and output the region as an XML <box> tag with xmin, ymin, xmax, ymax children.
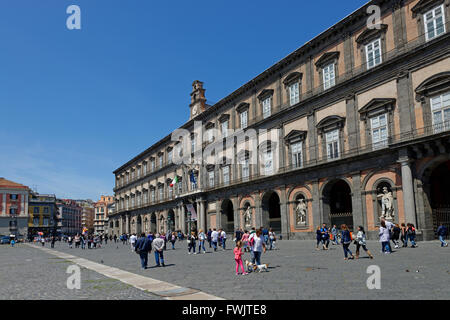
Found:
<box><xmin>279</xmin><ymin>187</ymin><xmax>289</xmax><ymax>239</ymax></box>
<box><xmin>125</xmin><ymin>214</ymin><xmax>130</xmax><ymax>234</ymax></box>
<box><xmin>119</xmin><ymin>215</ymin><xmax>123</xmax><ymax>235</ymax></box>
<box><xmin>199</xmin><ymin>200</ymin><xmax>206</xmax><ymax>232</ymax></box>
<box><xmin>398</xmin><ymin>157</ymin><xmax>417</xmax><ymax>226</ymax></box>
<box><xmin>312</xmin><ymin>180</ymin><xmax>321</xmax><ymax>226</ymax></box>
<box><xmin>215</xmin><ymin>200</ymin><xmax>222</xmax><ymax>229</ymax></box>
<box><xmin>351</xmin><ymin>172</ymin><xmax>364</xmax><ymax>230</ymax></box>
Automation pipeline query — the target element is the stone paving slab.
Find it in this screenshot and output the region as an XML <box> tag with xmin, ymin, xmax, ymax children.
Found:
<box><xmin>1</xmin><ymin>239</ymin><xmax>449</xmax><ymax>300</ymax></box>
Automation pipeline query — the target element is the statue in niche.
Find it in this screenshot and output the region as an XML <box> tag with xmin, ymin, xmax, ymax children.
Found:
<box><xmin>244</xmin><ymin>206</ymin><xmax>252</xmax><ymax>228</ymax></box>
<box><xmin>377</xmin><ymin>186</ymin><xmax>394</xmax><ymax>220</ymax></box>
<box><xmin>295</xmin><ymin>198</ymin><xmax>307</xmax><ymax>225</ymax></box>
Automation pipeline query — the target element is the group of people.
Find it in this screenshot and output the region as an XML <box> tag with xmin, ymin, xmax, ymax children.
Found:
<box><xmin>315</xmin><ymin>218</ymin><xmax>448</xmax><ymax>260</ymax></box>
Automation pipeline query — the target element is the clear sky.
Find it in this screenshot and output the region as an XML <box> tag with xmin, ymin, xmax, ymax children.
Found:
<box><xmin>0</xmin><ymin>0</ymin><xmax>368</xmax><ymax>200</ymax></box>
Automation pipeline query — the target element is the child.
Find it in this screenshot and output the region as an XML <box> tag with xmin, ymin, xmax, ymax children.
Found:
<box><xmin>233</xmin><ymin>241</ymin><xmax>248</xmax><ymax>275</ymax></box>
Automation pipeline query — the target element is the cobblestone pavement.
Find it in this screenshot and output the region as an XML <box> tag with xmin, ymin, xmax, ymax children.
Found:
<box><xmin>0</xmin><ymin>244</ymin><xmax>162</xmax><ymax>300</ymax></box>
<box><xmin>1</xmin><ymin>239</ymin><xmax>449</xmax><ymax>299</ymax></box>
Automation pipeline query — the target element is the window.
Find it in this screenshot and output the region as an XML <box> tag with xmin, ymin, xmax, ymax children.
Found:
<box><xmin>43</xmin><ymin>218</ymin><xmax>49</xmax><ymax>226</ymax></box>
<box><xmin>289</xmin><ymin>83</ymin><xmax>300</xmax><ymax>105</ymax></box>
<box><xmin>159</xmin><ymin>155</ymin><xmax>163</xmax><ymax>168</ymax></box>
<box><xmin>168</xmin><ymin>149</ymin><xmax>173</xmax><ymax>164</ymax></box>
<box><xmin>33</xmin><ymin>207</ymin><xmax>40</xmax><ymax>214</ymax></box>
<box><xmin>168</xmin><ymin>186</ymin><xmax>173</xmax><ymax>199</ymax></box>
<box><xmin>222</xmin><ymin>121</ymin><xmax>229</xmax><ymax>138</ymax></box>
<box><xmin>323</xmin><ymin>63</ymin><xmax>336</xmax><ymax>90</ymax></box>
<box><xmin>242</xmin><ymin>157</ymin><xmax>250</xmax><ymax>180</ymax></box>
<box><xmin>431</xmin><ymin>92</ymin><xmax>450</xmax><ymax>133</ymax></box>
<box><xmin>370</xmin><ymin>113</ymin><xmax>389</xmax><ymax>149</ymax></box>
<box><xmin>191</xmin><ymin>136</ymin><xmax>196</xmax><ymax>153</ymax></box>
<box><xmin>365</xmin><ymin>39</ymin><xmax>382</xmax><ymax>69</ymax></box>
<box><xmin>143</xmin><ymin>191</ymin><xmax>148</xmax><ymax>204</ymax></box>
<box><xmin>424</xmin><ymin>5</ymin><xmax>446</xmax><ymax>41</ymax></box>
<box><xmin>151</xmin><ymin>189</ymin><xmax>155</xmax><ymax>203</ymax></box>
<box><xmin>263</xmin><ymin>149</ymin><xmax>273</xmax><ymax>175</ymax></box>
<box><xmin>208</xmin><ymin>171</ymin><xmax>215</xmax><ymax>187</ymax></box>
<box><xmin>10</xmin><ymin>194</ymin><xmax>18</xmax><ymax>200</ymax></box>
<box><xmin>137</xmin><ymin>166</ymin><xmax>141</xmax><ymax>178</ymax></box>
<box><xmin>33</xmin><ymin>217</ymin><xmax>39</xmax><ymax>226</ymax></box>
<box><xmin>291</xmin><ymin>141</ymin><xmax>303</xmax><ymax>168</ymax></box>
<box><xmin>159</xmin><ymin>187</ymin><xmax>164</xmax><ymax>201</ymax></box>
<box><xmin>326</xmin><ymin>130</ymin><xmax>340</xmax><ymax>160</ymax></box>
<box><xmin>151</xmin><ymin>159</ymin><xmax>155</xmax><ymax>171</ymax></box>
<box><xmin>143</xmin><ymin>163</ymin><xmax>147</xmax><ymax>175</ymax></box>
<box><xmin>207</xmin><ymin>128</ymin><xmax>214</xmax><ymax>142</ymax></box>
<box><xmin>131</xmin><ymin>170</ymin><xmax>135</xmax><ymax>180</ymax></box>
<box><xmin>43</xmin><ymin>207</ymin><xmax>49</xmax><ymax>214</ymax></box>
<box><xmin>177</xmin><ymin>181</ymin><xmax>183</xmax><ymax>194</ymax></box>
<box><xmin>223</xmin><ymin>166</ymin><xmax>230</xmax><ymax>185</ymax></box>
<box><xmin>263</xmin><ymin>97</ymin><xmax>271</xmax><ymax>119</ymax></box>
<box><xmin>240</xmin><ymin>110</ymin><xmax>248</xmax><ymax>129</ymax></box>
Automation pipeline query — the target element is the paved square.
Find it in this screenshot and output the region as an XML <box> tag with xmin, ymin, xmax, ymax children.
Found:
<box><xmin>1</xmin><ymin>239</ymin><xmax>449</xmax><ymax>299</ymax></box>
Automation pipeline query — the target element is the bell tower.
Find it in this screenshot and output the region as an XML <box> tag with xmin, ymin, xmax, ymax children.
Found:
<box><xmin>190</xmin><ymin>80</ymin><xmax>206</xmax><ymax>119</ymax></box>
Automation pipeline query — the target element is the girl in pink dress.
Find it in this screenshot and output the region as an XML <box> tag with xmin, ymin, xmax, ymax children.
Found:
<box><xmin>233</xmin><ymin>241</ymin><xmax>248</xmax><ymax>275</ymax></box>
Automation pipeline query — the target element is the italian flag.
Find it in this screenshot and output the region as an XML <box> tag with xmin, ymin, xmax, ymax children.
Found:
<box><xmin>170</xmin><ymin>176</ymin><xmax>178</xmax><ymax>187</ymax></box>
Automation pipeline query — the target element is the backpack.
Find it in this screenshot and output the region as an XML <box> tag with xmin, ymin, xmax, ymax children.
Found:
<box><xmin>249</xmin><ymin>235</ymin><xmax>255</xmax><ymax>247</ymax></box>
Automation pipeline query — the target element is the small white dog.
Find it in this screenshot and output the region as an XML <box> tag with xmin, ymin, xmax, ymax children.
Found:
<box><xmin>245</xmin><ymin>260</ymin><xmax>254</xmax><ymax>271</ymax></box>
<box><xmin>253</xmin><ymin>263</ymin><xmax>269</xmax><ymax>272</ymax></box>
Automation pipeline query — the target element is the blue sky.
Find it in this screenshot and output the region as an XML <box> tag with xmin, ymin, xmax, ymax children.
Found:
<box><xmin>0</xmin><ymin>0</ymin><xmax>368</xmax><ymax>200</ymax></box>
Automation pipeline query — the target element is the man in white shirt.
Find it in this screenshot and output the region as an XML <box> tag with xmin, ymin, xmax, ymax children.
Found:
<box><xmin>220</xmin><ymin>229</ymin><xmax>227</xmax><ymax>250</ymax></box>
<box><xmin>211</xmin><ymin>228</ymin><xmax>219</xmax><ymax>252</ymax></box>
<box><xmin>130</xmin><ymin>233</ymin><xmax>137</xmax><ymax>252</ymax></box>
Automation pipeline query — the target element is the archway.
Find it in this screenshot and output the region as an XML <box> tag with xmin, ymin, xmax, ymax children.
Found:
<box><xmin>262</xmin><ymin>191</ymin><xmax>281</xmax><ymax>232</ymax></box>
<box><xmin>429</xmin><ymin>160</ymin><xmax>450</xmax><ymax>234</ymax></box>
<box><xmin>323</xmin><ymin>179</ymin><xmax>353</xmax><ymax>230</ymax></box>
<box><xmin>150</xmin><ymin>213</ymin><xmax>157</xmax><ymax>233</ymax></box>
<box><xmin>221</xmin><ymin>199</ymin><xmax>234</xmax><ymax>233</ymax></box>
<box><xmin>167</xmin><ymin>210</ymin><xmax>175</xmax><ymax>233</ymax></box>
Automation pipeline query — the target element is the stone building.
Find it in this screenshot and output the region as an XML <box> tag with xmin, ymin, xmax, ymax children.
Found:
<box><xmin>93</xmin><ymin>195</ymin><xmax>114</xmax><ymax>235</ymax></box>
<box><xmin>110</xmin><ymin>0</ymin><xmax>450</xmax><ymax>240</ymax></box>
<box><xmin>0</xmin><ymin>178</ymin><xmax>30</xmax><ymax>237</ymax></box>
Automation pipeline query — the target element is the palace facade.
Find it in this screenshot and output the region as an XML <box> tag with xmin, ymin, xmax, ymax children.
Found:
<box><xmin>110</xmin><ymin>0</ymin><xmax>450</xmax><ymax>240</ymax></box>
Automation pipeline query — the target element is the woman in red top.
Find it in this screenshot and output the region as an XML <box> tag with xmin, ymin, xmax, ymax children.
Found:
<box><xmin>233</xmin><ymin>241</ymin><xmax>248</xmax><ymax>275</ymax></box>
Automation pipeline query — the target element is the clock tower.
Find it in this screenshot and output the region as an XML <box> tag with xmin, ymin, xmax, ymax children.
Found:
<box><xmin>190</xmin><ymin>80</ymin><xmax>206</xmax><ymax>119</ymax></box>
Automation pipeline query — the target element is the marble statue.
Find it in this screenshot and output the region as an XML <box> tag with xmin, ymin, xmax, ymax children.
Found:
<box><xmin>377</xmin><ymin>186</ymin><xmax>394</xmax><ymax>220</ymax></box>
<box><xmin>296</xmin><ymin>198</ymin><xmax>307</xmax><ymax>225</ymax></box>
<box><xmin>244</xmin><ymin>206</ymin><xmax>252</xmax><ymax>228</ymax></box>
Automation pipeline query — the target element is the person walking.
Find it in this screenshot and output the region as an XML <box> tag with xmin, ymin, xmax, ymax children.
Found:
<box><xmin>379</xmin><ymin>220</ymin><xmax>391</xmax><ymax>253</ymax></box>
<box><xmin>331</xmin><ymin>225</ymin><xmax>339</xmax><ymax>245</ymax></box>
<box><xmin>74</xmin><ymin>234</ymin><xmax>80</xmax><ymax>249</ymax></box>
<box><xmin>406</xmin><ymin>223</ymin><xmax>417</xmax><ymax>248</ymax></box>
<box><xmin>211</xmin><ymin>228</ymin><xmax>219</xmax><ymax>252</ymax></box>
<box><xmin>170</xmin><ymin>232</ymin><xmax>177</xmax><ymax>250</ymax></box>
<box><xmin>340</xmin><ymin>224</ymin><xmax>354</xmax><ymax>260</ymax></box>
<box><xmin>80</xmin><ymin>235</ymin><xmax>85</xmax><ymax>250</ymax></box>
<box><xmin>437</xmin><ymin>223</ymin><xmax>448</xmax><ymax>247</ymax></box>
<box><xmin>262</xmin><ymin>227</ymin><xmax>269</xmax><ymax>246</ymax></box>
<box><xmin>51</xmin><ymin>235</ymin><xmax>55</xmax><ymax>248</ymax></box>
<box><xmin>320</xmin><ymin>224</ymin><xmax>330</xmax><ymax>250</ymax></box>
<box><xmin>198</xmin><ymin>229</ymin><xmax>206</xmax><ymax>253</ymax></box>
<box><xmin>152</xmin><ymin>234</ymin><xmax>165</xmax><ymax>267</ymax></box>
<box><xmin>114</xmin><ymin>234</ymin><xmax>117</xmax><ymax>243</ymax></box>
<box><xmin>391</xmin><ymin>224</ymin><xmax>401</xmax><ymax>249</ymax></box>
<box><xmin>268</xmin><ymin>228</ymin><xmax>277</xmax><ymax>250</ymax></box>
<box><xmin>130</xmin><ymin>233</ymin><xmax>137</xmax><ymax>252</ymax></box>
<box><xmin>235</xmin><ymin>228</ymin><xmax>243</xmax><ymax>244</ymax></box>
<box><xmin>355</xmin><ymin>226</ymin><xmax>373</xmax><ymax>259</ymax></box>
<box><xmin>234</xmin><ymin>241</ymin><xmax>248</xmax><ymax>275</ymax></box>
<box><xmin>315</xmin><ymin>226</ymin><xmax>322</xmax><ymax>250</ymax></box>
<box><xmin>68</xmin><ymin>236</ymin><xmax>73</xmax><ymax>248</ymax></box>
<box><xmin>207</xmin><ymin>228</ymin><xmax>212</xmax><ymax>248</ymax></box>
<box><xmin>250</xmin><ymin>229</ymin><xmax>266</xmax><ymax>266</ymax></box>
<box><xmin>220</xmin><ymin>229</ymin><xmax>227</xmax><ymax>250</ymax></box>
<box><xmin>134</xmin><ymin>233</ymin><xmax>152</xmax><ymax>270</ymax></box>
<box><xmin>187</xmin><ymin>231</ymin><xmax>197</xmax><ymax>254</ymax></box>
<box><xmin>242</xmin><ymin>230</ymin><xmax>250</xmax><ymax>252</ymax></box>
<box><xmin>400</xmin><ymin>223</ymin><xmax>408</xmax><ymax>247</ymax></box>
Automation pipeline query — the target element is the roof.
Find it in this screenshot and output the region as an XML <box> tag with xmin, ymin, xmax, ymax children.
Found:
<box><xmin>0</xmin><ymin>178</ymin><xmax>29</xmax><ymax>190</ymax></box>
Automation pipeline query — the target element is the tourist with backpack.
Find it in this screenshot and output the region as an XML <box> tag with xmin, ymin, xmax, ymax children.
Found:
<box><xmin>437</xmin><ymin>223</ymin><xmax>448</xmax><ymax>247</ymax></box>
<box><xmin>391</xmin><ymin>224</ymin><xmax>401</xmax><ymax>249</ymax></box>
<box><xmin>187</xmin><ymin>231</ymin><xmax>197</xmax><ymax>254</ymax></box>
<box><xmin>315</xmin><ymin>226</ymin><xmax>322</xmax><ymax>250</ymax></box>
<box><xmin>406</xmin><ymin>223</ymin><xmax>417</xmax><ymax>248</ymax></box>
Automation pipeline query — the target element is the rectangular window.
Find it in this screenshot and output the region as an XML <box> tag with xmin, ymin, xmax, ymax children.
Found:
<box><xmin>371</xmin><ymin>113</ymin><xmax>389</xmax><ymax>149</ymax></box>
<box><xmin>43</xmin><ymin>218</ymin><xmax>49</xmax><ymax>226</ymax></box>
<box><xmin>240</xmin><ymin>110</ymin><xmax>248</xmax><ymax>129</ymax></box>
<box><xmin>323</xmin><ymin>63</ymin><xmax>336</xmax><ymax>90</ymax></box>
<box><xmin>151</xmin><ymin>190</ymin><xmax>155</xmax><ymax>203</ymax></box>
<box><xmin>191</xmin><ymin>136</ymin><xmax>196</xmax><ymax>152</ymax></box>
<box><xmin>159</xmin><ymin>187</ymin><xmax>164</xmax><ymax>201</ymax></box>
<box><xmin>424</xmin><ymin>5</ymin><xmax>446</xmax><ymax>41</ymax></box>
<box><xmin>208</xmin><ymin>171</ymin><xmax>215</xmax><ymax>187</ymax></box>
<box><xmin>159</xmin><ymin>155</ymin><xmax>163</xmax><ymax>168</ymax></box>
<box><xmin>43</xmin><ymin>207</ymin><xmax>49</xmax><ymax>214</ymax></box>
<box><xmin>222</xmin><ymin>121</ymin><xmax>229</xmax><ymax>138</ymax></box>
<box><xmin>431</xmin><ymin>92</ymin><xmax>450</xmax><ymax>133</ymax></box>
<box><xmin>326</xmin><ymin>129</ymin><xmax>340</xmax><ymax>160</ymax></box>
<box><xmin>168</xmin><ymin>186</ymin><xmax>173</xmax><ymax>199</ymax></box>
<box><xmin>168</xmin><ymin>150</ymin><xmax>173</xmax><ymax>164</ymax></box>
<box><xmin>10</xmin><ymin>194</ymin><xmax>18</xmax><ymax>200</ymax></box>
<box><xmin>223</xmin><ymin>166</ymin><xmax>230</xmax><ymax>185</ymax></box>
<box><xmin>365</xmin><ymin>39</ymin><xmax>382</xmax><ymax>69</ymax></box>
<box><xmin>289</xmin><ymin>83</ymin><xmax>299</xmax><ymax>105</ymax></box>
<box><xmin>33</xmin><ymin>217</ymin><xmax>39</xmax><ymax>226</ymax></box>
<box><xmin>263</xmin><ymin>98</ymin><xmax>271</xmax><ymax>119</ymax></box>
<box><xmin>264</xmin><ymin>149</ymin><xmax>273</xmax><ymax>175</ymax></box>
<box><xmin>143</xmin><ymin>163</ymin><xmax>147</xmax><ymax>175</ymax></box>
<box><xmin>151</xmin><ymin>160</ymin><xmax>155</xmax><ymax>171</ymax></box>
<box><xmin>131</xmin><ymin>170</ymin><xmax>135</xmax><ymax>180</ymax></box>
<box><xmin>291</xmin><ymin>141</ymin><xmax>303</xmax><ymax>168</ymax></box>
<box><xmin>242</xmin><ymin>158</ymin><xmax>250</xmax><ymax>180</ymax></box>
<box><xmin>207</xmin><ymin>128</ymin><xmax>214</xmax><ymax>142</ymax></box>
<box><xmin>137</xmin><ymin>167</ymin><xmax>141</xmax><ymax>178</ymax></box>
<box><xmin>177</xmin><ymin>181</ymin><xmax>183</xmax><ymax>194</ymax></box>
<box><xmin>33</xmin><ymin>207</ymin><xmax>40</xmax><ymax>214</ymax></box>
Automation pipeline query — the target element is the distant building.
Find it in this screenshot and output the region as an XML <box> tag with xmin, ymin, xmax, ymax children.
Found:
<box><xmin>0</xmin><ymin>178</ymin><xmax>30</xmax><ymax>237</ymax></box>
<box><xmin>76</xmin><ymin>199</ymin><xmax>95</xmax><ymax>234</ymax></box>
<box><xmin>94</xmin><ymin>196</ymin><xmax>114</xmax><ymax>235</ymax></box>
<box><xmin>28</xmin><ymin>193</ymin><xmax>58</xmax><ymax>237</ymax></box>
<box><xmin>56</xmin><ymin>199</ymin><xmax>82</xmax><ymax>236</ymax></box>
